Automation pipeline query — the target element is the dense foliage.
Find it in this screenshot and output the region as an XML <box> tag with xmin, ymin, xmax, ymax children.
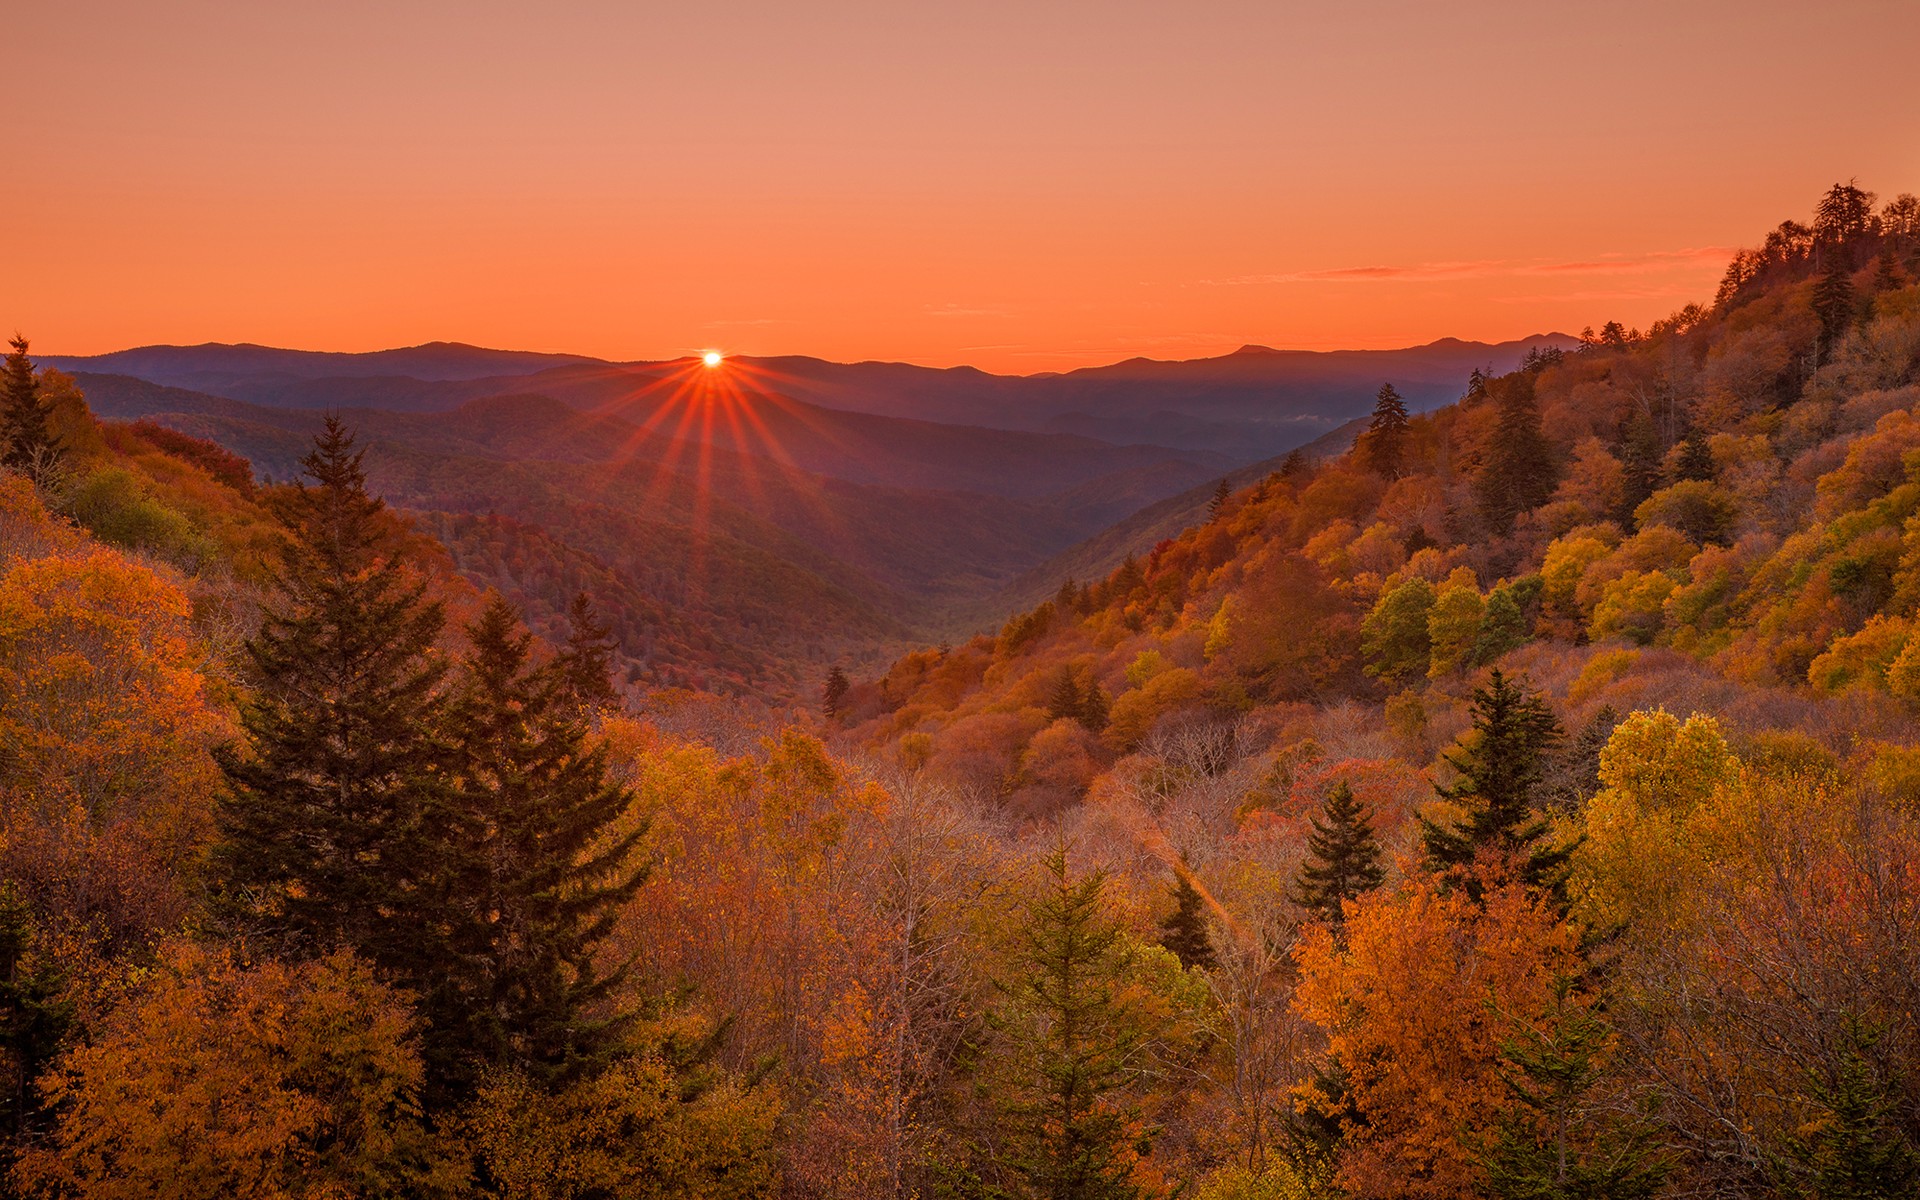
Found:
<box><xmin>1</xmin><ymin>180</ymin><xmax>1918</xmax><ymax>1198</ymax></box>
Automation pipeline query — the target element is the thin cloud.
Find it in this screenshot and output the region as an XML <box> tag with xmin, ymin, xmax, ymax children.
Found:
<box><xmin>1205</xmin><ymin>246</ymin><xmax>1737</xmax><ymax>286</ymax></box>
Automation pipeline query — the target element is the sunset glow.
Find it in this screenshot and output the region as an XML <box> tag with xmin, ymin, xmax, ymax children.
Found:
<box><xmin>11</xmin><ymin>2</ymin><xmax>1917</xmax><ymax>371</ymax></box>
<box><xmin>702</xmin><ymin>351</ymin><xmax>724</xmax><ymax>368</ymax></box>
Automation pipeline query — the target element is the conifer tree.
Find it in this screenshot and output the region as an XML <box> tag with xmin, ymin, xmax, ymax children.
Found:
<box><xmin>1078</xmin><ymin>680</ymin><xmax>1111</xmax><ymax>733</ymax></box>
<box><xmin>1812</xmin><ymin>261</ymin><xmax>1856</xmax><ymax>364</ymax></box>
<box><xmin>1291</xmin><ymin>782</ymin><xmax>1385</xmax><ymax>927</ymax></box>
<box><xmin>1280</xmin><ymin>1059</ymin><xmax>1356</xmax><ymax>1192</ymax></box>
<box><xmin>1476</xmin><ymin>375</ymin><xmax>1558</xmax><ymax>534</ymax></box>
<box><xmin>444</xmin><ymin>596</ymin><xmax>649</xmax><ymax>1085</ymax></box>
<box><xmin>1208</xmin><ymin>478</ymin><xmax>1232</xmax><ymax>521</ymax></box>
<box><xmin>1279</xmin><ymin>448</ymin><xmax>1307</xmax><ymax>479</ymax></box>
<box><xmin>1616</xmin><ymin>410</ymin><xmax>1664</xmax><ymax>521</ymax></box>
<box><xmin>1001</xmin><ymin>848</ymin><xmax>1152</xmax><ymax>1200</ymax></box>
<box><xmin>1420</xmin><ymin>670</ymin><xmax>1571</xmax><ymax>898</ymax></box>
<box><xmin>553</xmin><ymin>591</ymin><xmax>621</xmax><ymax>716</ymax></box>
<box><xmin>0</xmin><ymin>336</ymin><xmax>61</xmax><ymax>485</ymax></box>
<box><xmin>1363</xmin><ymin>382</ymin><xmax>1411</xmax><ymax>479</ymax></box>
<box><xmin>0</xmin><ymin>887</ymin><xmax>70</xmax><ymax>1158</ymax></box>
<box><xmin>1673</xmin><ymin>427</ymin><xmax>1715</xmax><ymax>484</ymax></box>
<box><xmin>1783</xmin><ymin>1019</ymin><xmax>1919</xmax><ymax>1200</ymax></box>
<box><xmin>1048</xmin><ymin>668</ymin><xmax>1085</xmax><ymax>723</ymax></box>
<box><xmin>823</xmin><ymin>665</ymin><xmax>850</xmax><ymax>719</ymax></box>
<box><xmin>1157</xmin><ymin>860</ymin><xmax>1215</xmax><ymax>971</ymax></box>
<box><xmin>213</xmin><ymin>417</ymin><xmax>455</xmax><ymax>990</ymax></box>
<box><xmin>1478</xmin><ymin>978</ymin><xmax>1669</xmax><ymax>1200</ymax></box>
<box><xmin>1055</xmin><ymin>577</ymin><xmax>1081</xmax><ymax>612</ymax></box>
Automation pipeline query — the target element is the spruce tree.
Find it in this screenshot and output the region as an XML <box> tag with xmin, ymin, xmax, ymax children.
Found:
<box><xmin>1478</xmin><ymin>978</ymin><xmax>1669</xmax><ymax>1200</ymax></box>
<box><xmin>0</xmin><ymin>336</ymin><xmax>61</xmax><ymax>484</ymax></box>
<box><xmin>1157</xmin><ymin>860</ymin><xmax>1216</xmax><ymax>971</ymax></box>
<box><xmin>1078</xmin><ymin>681</ymin><xmax>1111</xmax><ymax>733</ymax></box>
<box><xmin>444</xmin><ymin>597</ymin><xmax>650</xmax><ymax>1086</ymax></box>
<box><xmin>1615</xmin><ymin>410</ymin><xmax>1664</xmax><ymax>522</ymax></box>
<box><xmin>0</xmin><ymin>887</ymin><xmax>71</xmax><ymax>1158</ymax></box>
<box><xmin>1048</xmin><ymin>668</ymin><xmax>1085</xmax><ymax>723</ymax></box>
<box><xmin>1002</xmin><ymin>848</ymin><xmax>1151</xmax><ymax>1200</ymax></box>
<box><xmin>1420</xmin><ymin>670</ymin><xmax>1571</xmax><ymax>898</ymax></box>
<box><xmin>1673</xmin><ymin>428</ymin><xmax>1715</xmax><ymax>484</ymax></box>
<box><xmin>1279</xmin><ymin>448</ymin><xmax>1307</xmax><ymax>479</ymax></box>
<box><xmin>1208</xmin><ymin>478</ymin><xmax>1232</xmax><ymax>521</ymax></box>
<box><xmin>213</xmin><ymin>417</ymin><xmax>455</xmax><ymax>989</ymax></box>
<box><xmin>553</xmin><ymin>591</ymin><xmax>621</xmax><ymax>716</ymax></box>
<box><xmin>1782</xmin><ymin>1018</ymin><xmax>1919</xmax><ymax>1200</ymax></box>
<box><xmin>1364</xmin><ymin>382</ymin><xmax>1411</xmax><ymax>479</ymax></box>
<box><xmin>1476</xmin><ymin>374</ymin><xmax>1558</xmax><ymax>534</ymax></box>
<box><xmin>1291</xmin><ymin>782</ymin><xmax>1385</xmax><ymax>927</ymax></box>
<box><xmin>1812</xmin><ymin>262</ymin><xmax>1856</xmax><ymax>364</ymax></box>
<box><xmin>823</xmin><ymin>665</ymin><xmax>851</xmax><ymax>719</ymax></box>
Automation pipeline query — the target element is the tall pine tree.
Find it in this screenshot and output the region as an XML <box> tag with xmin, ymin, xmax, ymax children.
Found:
<box><xmin>444</xmin><ymin>596</ymin><xmax>650</xmax><ymax>1086</ymax></box>
<box><xmin>1002</xmin><ymin>848</ymin><xmax>1153</xmax><ymax>1200</ymax></box>
<box><xmin>213</xmin><ymin>417</ymin><xmax>456</xmax><ymax>997</ymax></box>
<box><xmin>1812</xmin><ymin>261</ymin><xmax>1856</xmax><ymax>365</ymax></box>
<box><xmin>1208</xmin><ymin>478</ymin><xmax>1232</xmax><ymax>521</ymax></box>
<box><xmin>822</xmin><ymin>665</ymin><xmax>851</xmax><ymax>719</ymax></box>
<box><xmin>1363</xmin><ymin>382</ymin><xmax>1411</xmax><ymax>479</ymax></box>
<box><xmin>0</xmin><ymin>887</ymin><xmax>70</xmax><ymax>1167</ymax></box>
<box><xmin>1476</xmin><ymin>374</ymin><xmax>1558</xmax><ymax>534</ymax></box>
<box><xmin>1420</xmin><ymin>670</ymin><xmax>1571</xmax><ymax>899</ymax></box>
<box><xmin>1157</xmin><ymin>859</ymin><xmax>1216</xmax><ymax>971</ymax></box>
<box><xmin>1291</xmin><ymin>782</ymin><xmax>1385</xmax><ymax>927</ymax></box>
<box><xmin>553</xmin><ymin>591</ymin><xmax>621</xmax><ymax>717</ymax></box>
<box><xmin>0</xmin><ymin>336</ymin><xmax>61</xmax><ymax>485</ymax></box>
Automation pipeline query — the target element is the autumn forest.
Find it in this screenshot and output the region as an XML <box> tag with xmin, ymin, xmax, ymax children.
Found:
<box><xmin>6</xmin><ymin>173</ymin><xmax>1920</xmax><ymax>1200</ymax></box>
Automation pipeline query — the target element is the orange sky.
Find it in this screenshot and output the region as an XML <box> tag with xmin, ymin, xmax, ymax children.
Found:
<box><xmin>11</xmin><ymin>0</ymin><xmax>1919</xmax><ymax>373</ymax></box>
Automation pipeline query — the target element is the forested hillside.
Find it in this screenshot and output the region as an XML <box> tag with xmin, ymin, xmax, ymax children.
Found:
<box><xmin>2</xmin><ymin>181</ymin><xmax>1918</xmax><ymax>1200</ymax></box>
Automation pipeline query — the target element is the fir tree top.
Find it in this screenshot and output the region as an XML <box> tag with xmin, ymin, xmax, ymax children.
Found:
<box><xmin>1292</xmin><ymin>781</ymin><xmax>1385</xmax><ymax>926</ymax></box>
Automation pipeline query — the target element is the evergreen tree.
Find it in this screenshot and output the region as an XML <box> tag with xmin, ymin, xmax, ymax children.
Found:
<box><xmin>1048</xmin><ymin>668</ymin><xmax>1085</xmax><ymax>723</ymax></box>
<box><xmin>1363</xmin><ymin>382</ymin><xmax>1412</xmax><ymax>479</ymax></box>
<box><xmin>444</xmin><ymin>597</ymin><xmax>650</xmax><ymax>1086</ymax></box>
<box><xmin>1291</xmin><ymin>782</ymin><xmax>1385</xmax><ymax>927</ymax></box>
<box><xmin>1616</xmin><ymin>410</ymin><xmax>1664</xmax><ymax>522</ymax></box>
<box><xmin>1673</xmin><ymin>428</ymin><xmax>1715</xmax><ymax>484</ymax></box>
<box><xmin>213</xmin><ymin>418</ymin><xmax>457</xmax><ymax>1004</ymax></box>
<box><xmin>1812</xmin><ymin>261</ymin><xmax>1856</xmax><ymax>364</ymax></box>
<box><xmin>1078</xmin><ymin>681</ymin><xmax>1111</xmax><ymax>733</ymax></box>
<box><xmin>1280</xmin><ymin>1059</ymin><xmax>1357</xmax><ymax>1194</ymax></box>
<box><xmin>553</xmin><ymin>592</ymin><xmax>621</xmax><ymax>717</ymax></box>
<box><xmin>1208</xmin><ymin>478</ymin><xmax>1232</xmax><ymax>521</ymax></box>
<box><xmin>1157</xmin><ymin>860</ymin><xmax>1216</xmax><ymax>971</ymax></box>
<box><xmin>1001</xmin><ymin>848</ymin><xmax>1152</xmax><ymax>1200</ymax></box>
<box><xmin>1420</xmin><ymin>670</ymin><xmax>1571</xmax><ymax>898</ymax></box>
<box><xmin>1055</xmin><ymin>577</ymin><xmax>1081</xmax><ymax>612</ymax></box>
<box><xmin>1476</xmin><ymin>374</ymin><xmax>1558</xmax><ymax>534</ymax></box>
<box><xmin>823</xmin><ymin>665</ymin><xmax>851</xmax><ymax>719</ymax></box>
<box><xmin>0</xmin><ymin>336</ymin><xmax>61</xmax><ymax>485</ymax></box>
<box><xmin>1782</xmin><ymin>1019</ymin><xmax>1919</xmax><ymax>1200</ymax></box>
<box><xmin>1478</xmin><ymin>978</ymin><xmax>1669</xmax><ymax>1200</ymax></box>
<box><xmin>1811</xmin><ymin>180</ymin><xmax>1876</xmax><ymax>267</ymax></box>
<box><xmin>1870</xmin><ymin>251</ymin><xmax>1904</xmax><ymax>299</ymax></box>
<box><xmin>1279</xmin><ymin>448</ymin><xmax>1307</xmax><ymax>479</ymax></box>
<box><xmin>0</xmin><ymin>887</ymin><xmax>71</xmax><ymax>1161</ymax></box>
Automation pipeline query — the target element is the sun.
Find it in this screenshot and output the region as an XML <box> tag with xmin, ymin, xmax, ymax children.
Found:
<box><xmin>702</xmin><ymin>350</ymin><xmax>723</xmax><ymax>368</ymax></box>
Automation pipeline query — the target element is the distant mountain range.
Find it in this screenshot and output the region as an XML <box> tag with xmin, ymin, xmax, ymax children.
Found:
<box><xmin>54</xmin><ymin>334</ymin><xmax>1572</xmax><ymax>691</ymax></box>
<box><xmin>49</xmin><ymin>334</ymin><xmax>1573</xmax><ymax>458</ymax></box>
